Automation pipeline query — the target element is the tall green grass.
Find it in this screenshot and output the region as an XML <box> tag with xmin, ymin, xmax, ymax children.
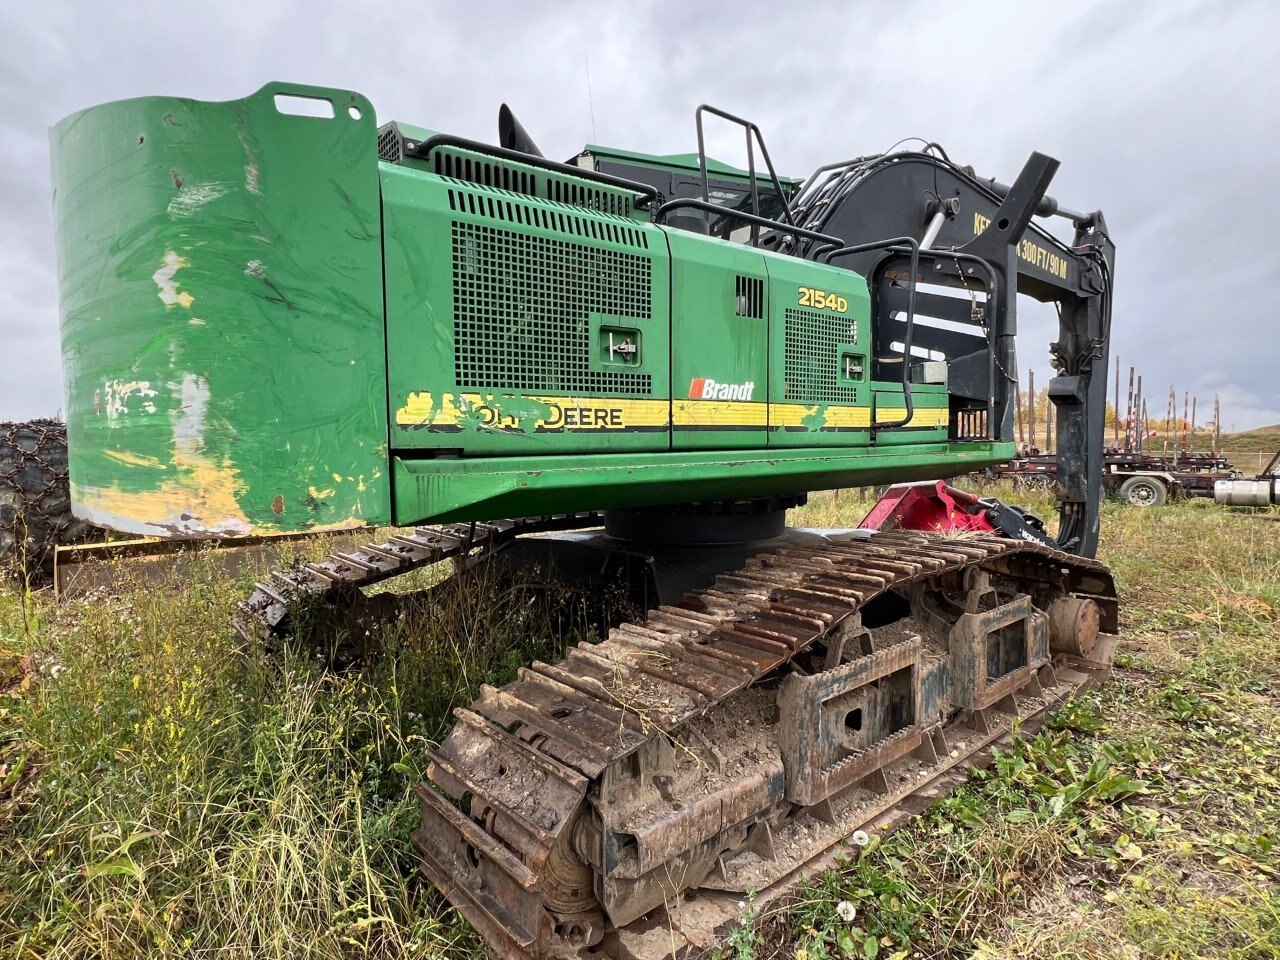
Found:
<box><xmin>0</xmin><ymin>545</ymin><xmax>585</xmax><ymax>959</ymax></box>
<box><xmin>4</xmin><ymin>490</ymin><xmax>1278</xmax><ymax>959</ymax></box>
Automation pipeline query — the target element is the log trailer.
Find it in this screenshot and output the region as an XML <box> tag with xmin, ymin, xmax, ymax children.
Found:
<box><xmin>50</xmin><ymin>84</ymin><xmax>1118</xmax><ymax>958</ymax></box>
<box><xmin>991</xmin><ymin>449</ymin><xmax>1239</xmax><ymax>507</ymax></box>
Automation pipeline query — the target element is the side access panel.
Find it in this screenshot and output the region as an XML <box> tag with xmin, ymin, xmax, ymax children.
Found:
<box><xmin>873</xmin><ymin>386</ymin><xmax>950</xmax><ymax>446</ymax></box>
<box><xmin>766</xmin><ymin>256</ymin><xmax>872</xmax><ymax>448</ymax></box>
<box><xmin>383</xmin><ymin>163</ymin><xmax>671</xmax><ymax>455</ymax></box>
<box><xmin>667</xmin><ymin>231</ymin><xmax>770</xmax><ymax>450</ymax></box>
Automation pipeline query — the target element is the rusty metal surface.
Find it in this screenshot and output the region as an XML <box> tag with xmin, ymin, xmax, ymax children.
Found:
<box><xmin>232</xmin><ymin>513</ymin><xmax>605</xmax><ymax>643</ymax></box>
<box><xmin>778</xmin><ymin>637</ymin><xmax>922</xmax><ymax>806</ymax></box>
<box><xmin>54</xmin><ymin>530</ymin><xmax>363</xmax><ymax>601</ymax></box>
<box><xmin>1048</xmin><ymin>596</ymin><xmax>1101</xmax><ymax>657</ymax></box>
<box><xmin>392</xmin><ymin>530</ymin><xmax>1114</xmax><ymax>958</ymax></box>
<box><xmin>947</xmin><ymin>595</ymin><xmax>1049</xmax><ymax>710</ymax></box>
<box><xmin>234</xmin><ymin>525</ymin><xmax>1117</xmax><ymax>959</ymax></box>
<box><xmin>608</xmin><ymin>643</ymin><xmax>1117</xmax><ymax>960</ymax></box>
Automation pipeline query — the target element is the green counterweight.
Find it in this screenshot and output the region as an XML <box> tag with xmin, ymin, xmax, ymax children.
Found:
<box><xmin>51</xmin><ymin>83</ymin><xmax>1011</xmax><ymax>538</ymax></box>
<box><xmin>52</xmin><ymin>83</ymin><xmax>389</xmax><ymax>537</ymax></box>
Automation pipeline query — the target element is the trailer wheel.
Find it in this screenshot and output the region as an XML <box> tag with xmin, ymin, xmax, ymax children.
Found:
<box><xmin>1119</xmin><ymin>476</ymin><xmax>1167</xmax><ymax>508</ymax></box>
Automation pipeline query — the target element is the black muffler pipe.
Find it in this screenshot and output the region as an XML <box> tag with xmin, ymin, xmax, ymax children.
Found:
<box><xmin>498</xmin><ymin>104</ymin><xmax>545</xmax><ymax>158</ymax></box>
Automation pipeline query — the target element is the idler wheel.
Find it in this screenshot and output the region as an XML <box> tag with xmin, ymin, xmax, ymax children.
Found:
<box><xmin>1047</xmin><ymin>597</ymin><xmax>1100</xmax><ymax>658</ymax></box>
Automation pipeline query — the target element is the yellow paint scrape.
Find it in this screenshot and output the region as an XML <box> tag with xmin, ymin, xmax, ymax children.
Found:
<box><xmin>103</xmin><ymin>449</ymin><xmax>170</xmax><ymax>470</ymax></box>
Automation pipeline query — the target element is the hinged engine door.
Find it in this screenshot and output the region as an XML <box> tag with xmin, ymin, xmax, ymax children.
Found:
<box><xmin>383</xmin><ymin>164</ymin><xmax>672</xmax><ymax>456</ymax></box>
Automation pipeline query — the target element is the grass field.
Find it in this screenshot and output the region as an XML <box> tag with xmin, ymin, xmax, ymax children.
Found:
<box><xmin>2</xmin><ymin>486</ymin><xmax>1278</xmax><ymax>960</ymax></box>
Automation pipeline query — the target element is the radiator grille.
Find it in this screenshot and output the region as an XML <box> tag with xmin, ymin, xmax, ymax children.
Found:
<box><xmin>452</xmin><ymin>221</ymin><xmax>653</xmax><ymax>395</ymax></box>
<box><xmin>784</xmin><ymin>307</ymin><xmax>858</xmax><ymax>404</ymax></box>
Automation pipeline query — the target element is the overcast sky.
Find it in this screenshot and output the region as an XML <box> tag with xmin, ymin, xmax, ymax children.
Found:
<box><xmin>3</xmin><ymin>0</ymin><xmax>1278</xmax><ymax>430</ymax></box>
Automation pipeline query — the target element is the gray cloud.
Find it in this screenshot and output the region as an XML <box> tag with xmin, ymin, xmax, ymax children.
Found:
<box><xmin>4</xmin><ymin>0</ymin><xmax>1279</xmax><ymax>427</ymax></box>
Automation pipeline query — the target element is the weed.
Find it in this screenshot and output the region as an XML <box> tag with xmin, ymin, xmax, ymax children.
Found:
<box><xmin>718</xmin><ymin>895</ymin><xmax>763</xmax><ymax>960</ymax></box>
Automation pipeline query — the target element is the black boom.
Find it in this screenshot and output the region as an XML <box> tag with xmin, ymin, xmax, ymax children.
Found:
<box><xmin>777</xmin><ymin>149</ymin><xmax>1115</xmax><ymax>557</ymax></box>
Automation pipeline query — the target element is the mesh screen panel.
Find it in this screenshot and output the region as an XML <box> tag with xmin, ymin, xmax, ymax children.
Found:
<box><xmin>783</xmin><ymin>307</ymin><xmax>858</xmax><ymax>404</ymax></box>
<box><xmin>452</xmin><ymin>221</ymin><xmax>653</xmax><ymax>395</ymax></box>
<box><xmin>377</xmin><ymin>128</ymin><xmax>401</xmax><ymax>163</ymax></box>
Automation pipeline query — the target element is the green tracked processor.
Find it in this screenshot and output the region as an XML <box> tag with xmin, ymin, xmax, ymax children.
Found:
<box><xmin>50</xmin><ymin>84</ymin><xmax>1119</xmax><ymax>959</ymax></box>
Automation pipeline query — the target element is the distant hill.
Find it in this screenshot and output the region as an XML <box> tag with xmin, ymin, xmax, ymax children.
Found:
<box><xmin>1220</xmin><ymin>426</ymin><xmax>1280</xmax><ymax>461</ymax></box>
<box><xmin>1218</xmin><ymin>427</ymin><xmax>1280</xmax><ymax>453</ymax></box>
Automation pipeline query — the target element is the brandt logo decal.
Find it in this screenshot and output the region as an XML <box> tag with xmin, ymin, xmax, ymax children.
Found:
<box><xmin>689</xmin><ymin>378</ymin><xmax>756</xmax><ymax>401</ymax></box>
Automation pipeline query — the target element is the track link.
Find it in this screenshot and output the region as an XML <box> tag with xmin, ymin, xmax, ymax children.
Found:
<box><xmin>233</xmin><ymin>513</ymin><xmax>604</xmax><ymax>643</ymax></box>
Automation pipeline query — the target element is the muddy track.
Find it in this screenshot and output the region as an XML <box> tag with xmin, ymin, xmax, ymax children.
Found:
<box><xmin>237</xmin><ymin>524</ymin><xmax>1116</xmax><ymax>960</ymax></box>
<box><xmin>233</xmin><ymin>513</ymin><xmax>606</xmax><ymax>642</ymax></box>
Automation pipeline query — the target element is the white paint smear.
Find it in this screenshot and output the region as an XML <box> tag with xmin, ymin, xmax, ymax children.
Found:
<box><xmin>166</xmin><ymin>181</ymin><xmax>231</xmax><ymax>218</ymax></box>
<box><xmin>152</xmin><ymin>251</ymin><xmax>194</xmax><ymax>308</ymax></box>
<box><xmin>103</xmin><ymin>379</ymin><xmax>159</xmax><ymax>422</ymax></box>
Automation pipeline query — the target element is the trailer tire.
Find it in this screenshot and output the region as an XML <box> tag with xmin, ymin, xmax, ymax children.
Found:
<box><xmin>1119</xmin><ymin>475</ymin><xmax>1168</xmax><ymax>508</ymax></box>
<box><xmin>0</xmin><ymin>420</ymin><xmax>95</xmax><ymax>582</ymax></box>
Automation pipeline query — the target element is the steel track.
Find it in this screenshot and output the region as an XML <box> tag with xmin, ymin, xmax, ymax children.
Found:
<box><xmin>233</xmin><ymin>513</ymin><xmax>606</xmax><ymax>642</ymax></box>
<box><xmin>235</xmin><ymin>524</ymin><xmax>1117</xmax><ymax>960</ymax></box>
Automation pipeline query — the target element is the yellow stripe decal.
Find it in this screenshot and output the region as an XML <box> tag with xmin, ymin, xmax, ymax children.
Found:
<box><xmin>876</xmin><ymin>407</ymin><xmax>949</xmax><ymax>428</ymax></box>
<box><xmin>396</xmin><ymin>393</ymin><xmax>948</xmax><ymax>432</ymax></box>
<box><xmin>769</xmin><ymin>403</ymin><xmax>872</xmax><ymax>429</ymax></box>
<box><xmin>673</xmin><ymin>400</ymin><xmax>767</xmax><ymax>428</ymax></box>
<box><xmin>676</xmin><ymin>400</ymin><xmax>875</xmax><ymax>430</ymax></box>
<box><xmin>397</xmin><ymin>392</ymin><xmax>668</xmax><ymax>431</ymax></box>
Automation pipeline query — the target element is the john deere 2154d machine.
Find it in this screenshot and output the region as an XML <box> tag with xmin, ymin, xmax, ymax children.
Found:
<box><xmin>51</xmin><ymin>84</ymin><xmax>1117</xmax><ymax>958</ymax></box>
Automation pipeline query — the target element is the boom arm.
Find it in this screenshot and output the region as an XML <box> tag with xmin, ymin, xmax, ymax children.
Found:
<box><xmin>778</xmin><ymin>151</ymin><xmax>1115</xmax><ymax>557</ymax></box>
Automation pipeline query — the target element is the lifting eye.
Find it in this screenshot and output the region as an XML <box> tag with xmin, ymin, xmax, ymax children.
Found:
<box><xmin>844</xmin><ymin>708</ymin><xmax>863</xmax><ymax>732</ymax></box>
<box><xmin>272</xmin><ymin>94</ymin><xmax>335</xmax><ymax>119</ymax></box>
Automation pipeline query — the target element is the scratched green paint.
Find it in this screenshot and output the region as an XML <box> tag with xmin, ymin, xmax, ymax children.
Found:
<box><xmin>763</xmin><ymin>253</ymin><xmax>873</xmax><ymax>449</ymax></box>
<box><xmin>392</xmin><ymin>442</ymin><xmax>1013</xmax><ymax>523</ymax></box>
<box><xmin>51</xmin><ymin>83</ymin><xmax>390</xmax><ymax>536</ymax></box>
<box><xmin>379</xmin><ymin>155</ymin><xmax>673</xmax><ymax>456</ymax></box>
<box><xmin>666</xmin><ymin>230</ymin><xmax>772</xmax><ymax>451</ymax></box>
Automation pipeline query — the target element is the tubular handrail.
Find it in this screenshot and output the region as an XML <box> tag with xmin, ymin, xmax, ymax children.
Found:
<box><xmin>822</xmin><ymin>244</ymin><xmax>1000</xmax><ymax>434</ymax></box>
<box><xmin>694</xmin><ymin>105</ymin><xmax>795</xmax><ymax>246</ymax></box>
<box><xmin>655</xmin><ymin>198</ymin><xmax>844</xmax><ymax>253</ymax></box>
<box><xmin>822</xmin><ymin>238</ymin><xmax>920</xmax><ymax>430</ymax></box>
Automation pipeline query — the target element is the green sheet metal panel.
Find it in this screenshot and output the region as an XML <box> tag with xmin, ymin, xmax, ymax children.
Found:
<box><xmin>667</xmin><ymin>231</ymin><xmax>770</xmax><ymax>449</ymax></box>
<box><xmin>872</xmin><ymin>386</ymin><xmax>951</xmax><ymax>445</ymax></box>
<box><xmin>383</xmin><ymin>156</ymin><xmax>671</xmax><ymax>456</ymax></box>
<box><xmin>51</xmin><ymin>82</ymin><xmax>390</xmax><ymax>537</ymax></box>
<box><xmin>765</xmin><ymin>255</ymin><xmax>873</xmax><ymax>448</ymax></box>
<box><xmin>391</xmin><ymin>442</ymin><xmax>1010</xmax><ymax>523</ymax></box>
